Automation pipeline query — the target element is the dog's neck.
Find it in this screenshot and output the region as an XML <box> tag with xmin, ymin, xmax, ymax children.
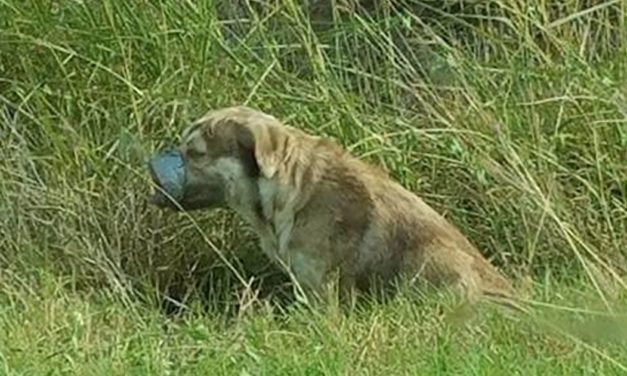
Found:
<box><xmin>221</xmin><ymin>176</ymin><xmax>282</xmax><ymax>261</ymax></box>
<box><xmin>223</xmin><ymin>160</ymin><xmax>315</xmax><ymax>261</ymax></box>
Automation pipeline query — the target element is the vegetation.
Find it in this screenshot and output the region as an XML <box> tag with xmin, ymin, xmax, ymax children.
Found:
<box><xmin>1</xmin><ymin>0</ymin><xmax>626</xmax><ymax>374</ymax></box>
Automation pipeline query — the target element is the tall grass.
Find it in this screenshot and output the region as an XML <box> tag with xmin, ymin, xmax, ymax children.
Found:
<box><xmin>1</xmin><ymin>0</ymin><xmax>627</xmax><ymax>373</ymax></box>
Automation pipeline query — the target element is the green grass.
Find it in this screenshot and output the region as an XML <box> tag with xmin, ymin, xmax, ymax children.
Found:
<box><xmin>1</xmin><ymin>272</ymin><xmax>627</xmax><ymax>375</ymax></box>
<box><xmin>1</xmin><ymin>0</ymin><xmax>627</xmax><ymax>374</ymax></box>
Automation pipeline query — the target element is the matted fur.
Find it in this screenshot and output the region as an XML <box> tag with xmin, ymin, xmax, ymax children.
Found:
<box><xmin>150</xmin><ymin>105</ymin><xmax>520</xmax><ymax>308</ymax></box>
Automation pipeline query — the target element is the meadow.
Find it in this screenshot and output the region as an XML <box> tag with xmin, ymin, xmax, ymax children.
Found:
<box><xmin>1</xmin><ymin>1</ymin><xmax>627</xmax><ymax>374</ymax></box>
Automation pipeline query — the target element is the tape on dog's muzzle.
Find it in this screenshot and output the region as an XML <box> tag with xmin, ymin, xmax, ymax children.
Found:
<box><xmin>148</xmin><ymin>150</ymin><xmax>186</xmax><ymax>206</ymax></box>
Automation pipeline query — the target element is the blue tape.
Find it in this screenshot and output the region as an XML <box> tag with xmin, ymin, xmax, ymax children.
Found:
<box><xmin>149</xmin><ymin>150</ymin><xmax>186</xmax><ymax>202</ymax></box>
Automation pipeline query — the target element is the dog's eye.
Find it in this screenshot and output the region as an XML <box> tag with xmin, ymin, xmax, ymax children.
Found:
<box><xmin>187</xmin><ymin>148</ymin><xmax>205</xmax><ymax>159</ymax></box>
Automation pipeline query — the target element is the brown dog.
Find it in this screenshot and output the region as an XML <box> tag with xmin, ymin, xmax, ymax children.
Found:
<box><xmin>148</xmin><ymin>106</ymin><xmax>520</xmax><ymax>309</ymax></box>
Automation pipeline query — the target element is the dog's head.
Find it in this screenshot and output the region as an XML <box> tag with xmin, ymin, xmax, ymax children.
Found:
<box><xmin>148</xmin><ymin>106</ymin><xmax>285</xmax><ymax>211</ymax></box>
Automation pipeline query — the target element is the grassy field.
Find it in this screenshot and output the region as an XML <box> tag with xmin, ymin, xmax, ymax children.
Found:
<box><xmin>2</xmin><ymin>0</ymin><xmax>627</xmax><ymax>374</ymax></box>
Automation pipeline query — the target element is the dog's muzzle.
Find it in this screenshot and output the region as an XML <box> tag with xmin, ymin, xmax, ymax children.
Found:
<box><xmin>148</xmin><ymin>150</ymin><xmax>186</xmax><ymax>207</ymax></box>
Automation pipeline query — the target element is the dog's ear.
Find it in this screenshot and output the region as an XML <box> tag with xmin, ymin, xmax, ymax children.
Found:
<box><xmin>232</xmin><ymin>120</ymin><xmax>282</xmax><ymax>180</ymax></box>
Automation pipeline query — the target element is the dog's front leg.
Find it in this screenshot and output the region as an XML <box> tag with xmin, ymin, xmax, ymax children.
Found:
<box><xmin>281</xmin><ymin>250</ymin><xmax>335</xmax><ymax>305</ymax></box>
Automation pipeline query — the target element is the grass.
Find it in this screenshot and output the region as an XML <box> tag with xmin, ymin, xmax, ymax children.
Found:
<box><xmin>1</xmin><ymin>0</ymin><xmax>627</xmax><ymax>374</ymax></box>
<box><xmin>2</xmin><ymin>273</ymin><xmax>627</xmax><ymax>375</ymax></box>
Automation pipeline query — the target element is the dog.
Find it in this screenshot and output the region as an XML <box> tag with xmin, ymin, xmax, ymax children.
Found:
<box><xmin>148</xmin><ymin>105</ymin><xmax>522</xmax><ymax>310</ymax></box>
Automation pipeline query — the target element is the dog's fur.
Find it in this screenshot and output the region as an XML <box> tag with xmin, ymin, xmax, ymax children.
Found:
<box><xmin>150</xmin><ymin>106</ymin><xmax>520</xmax><ymax>308</ymax></box>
